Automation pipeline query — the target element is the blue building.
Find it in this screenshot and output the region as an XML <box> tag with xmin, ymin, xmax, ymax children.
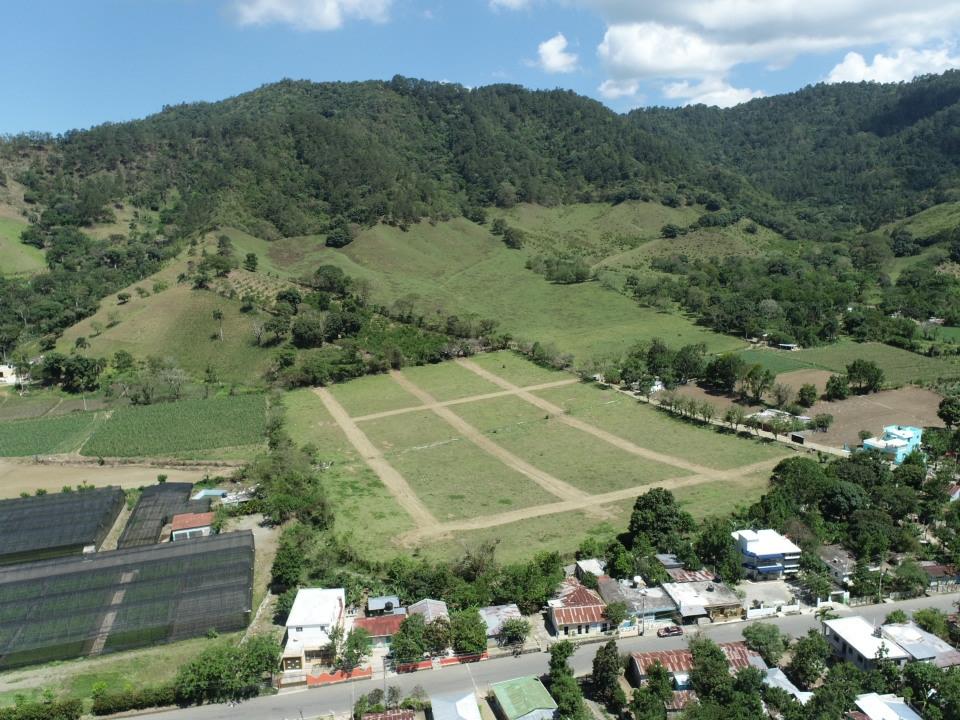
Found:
<box><xmin>862</xmin><ymin>425</ymin><xmax>923</xmax><ymax>464</ymax></box>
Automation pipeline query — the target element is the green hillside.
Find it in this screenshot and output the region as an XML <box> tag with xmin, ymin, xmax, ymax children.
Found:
<box><xmin>0</xmin><ymin>216</ymin><xmax>43</xmax><ymax>275</ymax></box>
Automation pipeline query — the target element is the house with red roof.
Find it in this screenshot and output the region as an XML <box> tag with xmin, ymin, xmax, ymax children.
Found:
<box><xmin>629</xmin><ymin>642</ymin><xmax>763</xmax><ymax>713</ymax></box>
<box><xmin>169</xmin><ymin>512</ymin><xmax>216</xmax><ymax>541</ymax></box>
<box><xmin>548</xmin><ymin>577</ymin><xmax>610</xmax><ymax>637</ymax></box>
<box><xmin>354</xmin><ymin>613</ymin><xmax>406</xmax><ymax>649</ymax></box>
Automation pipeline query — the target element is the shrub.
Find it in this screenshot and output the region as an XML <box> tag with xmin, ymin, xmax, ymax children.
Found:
<box><xmin>92</xmin><ymin>685</ymin><xmax>176</xmax><ymax>716</ymax></box>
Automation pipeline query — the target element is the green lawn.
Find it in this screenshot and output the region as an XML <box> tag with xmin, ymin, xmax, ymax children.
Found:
<box><xmin>0</xmin><ymin>217</ymin><xmax>44</xmax><ymax>275</ymax></box>
<box><xmin>0</xmin><ymin>413</ymin><xmax>101</xmax><ymax>456</ymax></box>
<box><xmin>360</xmin><ymin>409</ymin><xmax>459</xmax><ymax>452</ymax></box>
<box><xmin>535</xmin><ymin>382</ymin><xmax>790</xmax><ymax>470</ymax></box>
<box><xmin>80</xmin><ymin>395</ymin><xmax>267</xmax><ymax>457</ymax></box>
<box><xmin>328</xmin><ymin>373</ymin><xmax>418</xmax><ymax>418</ymax></box>
<box><xmin>740</xmin><ymin>340</ymin><xmax>960</xmax><ymax>386</ymax></box>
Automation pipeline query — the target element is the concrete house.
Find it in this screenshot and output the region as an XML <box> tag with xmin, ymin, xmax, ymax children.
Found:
<box><xmin>879</xmin><ymin>622</ymin><xmax>960</xmax><ymax>668</ymax></box>
<box><xmin>548</xmin><ymin>577</ymin><xmax>609</xmax><ymax>637</ymax></box>
<box><xmin>282</xmin><ymin>588</ymin><xmax>346</xmax><ymax>672</ymax></box>
<box><xmin>597</xmin><ymin>576</ymin><xmax>677</xmax><ymax>627</ymax></box>
<box><xmin>731</xmin><ymin>529</ymin><xmax>801</xmax><ymax>580</ymax></box>
<box><xmin>823</xmin><ymin>617</ymin><xmax>909</xmax><ymax>672</ymax></box>
<box><xmin>0</xmin><ymin>364</ymin><xmax>21</xmax><ymax>386</ymax></box>
<box><xmin>490</xmin><ymin>677</ymin><xmax>557</xmax><ymax>720</ymax></box>
<box><xmin>818</xmin><ymin>544</ymin><xmax>858</xmax><ymax>587</ymax></box>
<box><xmin>169</xmin><ymin>512</ymin><xmax>216</xmax><ymax>541</ymax></box>
<box><xmin>862</xmin><ymin>426</ymin><xmax>922</xmax><ymax>464</ymax></box>
<box><xmin>661</xmin><ymin>581</ymin><xmax>741</xmax><ymax>624</ymax></box>
<box><xmin>367</xmin><ymin>595</ymin><xmax>402</xmax><ymax>616</ymax></box>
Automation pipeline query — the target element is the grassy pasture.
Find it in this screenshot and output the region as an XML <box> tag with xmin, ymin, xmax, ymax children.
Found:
<box><xmin>328</xmin><ymin>373</ymin><xmax>418</xmax><ymax>418</ymax></box>
<box><xmin>740</xmin><ymin>340</ymin><xmax>960</xmax><ymax>386</ymax></box>
<box><xmin>534</xmin><ymin>381</ymin><xmax>790</xmax><ymax>470</ymax></box>
<box><xmin>284</xmin><ymin>389</ymin><xmax>359</xmax><ymax>464</ymax></box>
<box><xmin>327</xmin><ymin>464</ymin><xmax>415</xmax><ymax>560</ymax></box>
<box><xmin>80</xmin><ymin>395</ymin><xmax>266</xmax><ymax>457</ymax></box>
<box><xmin>229</xmin><ymin>214</ymin><xmax>745</xmax><ymax>365</ymax></box>
<box><xmin>0</xmin><ymin>413</ymin><xmax>101</xmax><ymax>456</ymax></box>
<box><xmin>467</xmin><ymin>350</ymin><xmax>568</xmax><ymax>387</ymax></box>
<box><xmin>0</xmin><ymin>390</ymin><xmax>108</xmax><ymax>422</ymax></box>
<box><xmin>454</xmin><ymin>398</ymin><xmax>690</xmax><ymax>493</ymax></box>
<box><xmin>0</xmin><ymin>217</ymin><xmax>44</xmax><ymax>275</ymax></box>
<box><xmin>398</xmin><ymin>362</ymin><xmax>501</xmax><ymax>401</ymax></box>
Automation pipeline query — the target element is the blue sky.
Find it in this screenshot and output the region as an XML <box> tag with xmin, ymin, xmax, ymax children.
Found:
<box><xmin>2</xmin><ymin>0</ymin><xmax>959</xmax><ymax>134</ymax></box>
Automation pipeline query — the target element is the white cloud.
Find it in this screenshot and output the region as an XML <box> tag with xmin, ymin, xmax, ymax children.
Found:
<box><xmin>490</xmin><ymin>0</ymin><xmax>531</xmax><ymax>10</ymax></box>
<box><xmin>537</xmin><ymin>33</ymin><xmax>578</xmax><ymax>73</ymax></box>
<box><xmin>583</xmin><ymin>1</ymin><xmax>960</xmax><ymax>106</ymax></box>
<box><xmin>233</xmin><ymin>0</ymin><xmax>391</xmax><ymax>30</ymax></box>
<box><xmin>827</xmin><ymin>46</ymin><xmax>960</xmax><ymax>83</ymax></box>
<box><xmin>597</xmin><ymin>78</ymin><xmax>639</xmax><ymax>99</ymax></box>
<box><xmin>663</xmin><ymin>78</ymin><xmax>765</xmax><ymax>107</ymax></box>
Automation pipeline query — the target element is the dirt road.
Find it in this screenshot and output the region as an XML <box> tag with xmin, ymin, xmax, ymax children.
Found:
<box><xmin>313</xmin><ymin>387</ymin><xmax>437</xmax><ymax>527</ymax></box>
<box><xmin>0</xmin><ymin>458</ymin><xmax>211</xmax><ymax>498</ymax></box>
<box><xmin>389</xmin><ymin>370</ymin><xmax>592</xmax><ymax>504</ymax></box>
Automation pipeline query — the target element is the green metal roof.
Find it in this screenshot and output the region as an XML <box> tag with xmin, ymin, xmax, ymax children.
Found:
<box><xmin>491</xmin><ymin>677</ymin><xmax>557</xmax><ymax>720</ymax></box>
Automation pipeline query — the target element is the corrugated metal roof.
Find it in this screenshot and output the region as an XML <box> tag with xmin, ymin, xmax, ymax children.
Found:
<box><xmin>490</xmin><ymin>677</ymin><xmax>557</xmax><ymax>720</ymax></box>
<box><xmin>354</xmin><ymin>614</ymin><xmax>405</xmax><ymax>638</ymax></box>
<box><xmin>631</xmin><ymin>641</ymin><xmax>758</xmax><ymax>676</ymax></box>
<box><xmin>553</xmin><ymin>605</ymin><xmax>606</xmax><ymax>625</ymax></box>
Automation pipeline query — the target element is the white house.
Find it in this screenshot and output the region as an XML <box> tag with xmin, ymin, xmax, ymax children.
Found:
<box><xmin>0</xmin><ymin>364</ymin><xmax>22</xmax><ymax>386</ymax></box>
<box><xmin>731</xmin><ymin>529</ymin><xmax>801</xmax><ymax>580</ymax></box>
<box><xmin>818</xmin><ymin>544</ymin><xmax>857</xmax><ymax>587</ymax></box>
<box><xmin>169</xmin><ymin>512</ymin><xmax>215</xmax><ymax>542</ymax></box>
<box><xmin>823</xmin><ymin>617</ymin><xmax>910</xmax><ymax>672</ymax></box>
<box><xmin>853</xmin><ymin>693</ymin><xmax>922</xmax><ymax>720</ymax></box>
<box><xmin>282</xmin><ymin>588</ymin><xmax>346</xmax><ymax>672</ymax></box>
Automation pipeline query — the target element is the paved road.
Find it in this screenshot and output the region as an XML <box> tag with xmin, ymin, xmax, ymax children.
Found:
<box><xmin>138</xmin><ymin>594</ymin><xmax>958</xmax><ymax>720</ymax></box>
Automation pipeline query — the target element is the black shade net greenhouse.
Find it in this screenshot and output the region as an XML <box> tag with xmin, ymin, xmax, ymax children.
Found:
<box><xmin>0</xmin><ymin>487</ymin><xmax>124</xmax><ymax>565</ymax></box>
<box><xmin>118</xmin><ymin>483</ymin><xmax>212</xmax><ymax>548</ymax></box>
<box><xmin>0</xmin><ymin>530</ymin><xmax>254</xmax><ymax>670</ymax></box>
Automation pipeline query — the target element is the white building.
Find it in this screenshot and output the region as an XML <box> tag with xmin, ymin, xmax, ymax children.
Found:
<box><xmin>281</xmin><ymin>588</ymin><xmax>346</xmax><ymax>672</ymax></box>
<box><xmin>878</xmin><ymin>622</ymin><xmax>960</xmax><ymax>668</ymax></box>
<box><xmin>853</xmin><ymin>693</ymin><xmax>922</xmax><ymax>720</ymax></box>
<box><xmin>823</xmin><ymin>617</ymin><xmax>910</xmax><ymax>672</ymax></box>
<box><xmin>731</xmin><ymin>529</ymin><xmax>801</xmax><ymax>580</ymax></box>
<box><xmin>0</xmin><ymin>364</ymin><xmax>22</xmax><ymax>386</ymax></box>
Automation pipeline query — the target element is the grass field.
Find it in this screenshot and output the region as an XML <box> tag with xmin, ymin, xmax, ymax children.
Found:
<box><xmin>80</xmin><ymin>395</ymin><xmax>266</xmax><ymax>457</ymax></box>
<box><xmin>0</xmin><ymin>217</ymin><xmax>44</xmax><ymax>275</ymax></box>
<box><xmin>0</xmin><ymin>413</ymin><xmax>101</xmax><ymax>456</ymax></box>
<box><xmin>284</xmin><ymin>389</ymin><xmax>359</xmax><ymax>464</ymax></box>
<box><xmin>0</xmin><ymin>390</ymin><xmax>107</xmax><ymax>422</ymax></box>
<box><xmin>397</xmin><ymin>362</ymin><xmax>501</xmax><ymax>401</ymax></box>
<box><xmin>55</xmin><ymin>248</ymin><xmax>274</xmax><ymax>386</ymax></box>
<box><xmin>739</xmin><ymin>341</ymin><xmax>960</xmax><ymax>386</ymax></box>
<box><xmin>534</xmin><ymin>382</ymin><xmax>790</xmax><ymax>471</ymax></box>
<box><xmin>469</xmin><ymin>350</ymin><xmax>572</xmax><ymax>387</ymax></box>
<box><xmin>228</xmin><ymin>213</ymin><xmax>745</xmax><ymax>365</ymax></box>
<box><xmin>327</xmin><ymin>373</ymin><xmax>418</xmax><ymax>417</ymax></box>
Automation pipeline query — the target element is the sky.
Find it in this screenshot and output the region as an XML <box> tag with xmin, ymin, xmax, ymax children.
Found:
<box><xmin>2</xmin><ymin>0</ymin><xmax>960</xmax><ymax>134</ymax></box>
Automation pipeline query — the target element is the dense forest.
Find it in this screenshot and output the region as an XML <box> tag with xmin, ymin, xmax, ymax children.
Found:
<box><xmin>5</xmin><ymin>72</ymin><xmax>960</xmax><ymax>368</ymax></box>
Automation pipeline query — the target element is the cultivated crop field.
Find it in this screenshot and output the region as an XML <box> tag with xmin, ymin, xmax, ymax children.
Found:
<box><xmin>0</xmin><ymin>413</ymin><xmax>102</xmax><ymax>456</ymax></box>
<box><xmin>294</xmin><ymin>350</ymin><xmax>795</xmax><ymax>560</ymax></box>
<box><xmin>80</xmin><ymin>395</ymin><xmax>267</xmax><ymax>457</ymax></box>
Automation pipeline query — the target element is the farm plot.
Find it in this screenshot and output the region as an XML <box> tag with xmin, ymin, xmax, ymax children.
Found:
<box><xmin>534</xmin><ymin>382</ymin><xmax>790</xmax><ymax>471</ymax></box>
<box><xmin>80</xmin><ymin>395</ymin><xmax>266</xmax><ymax>457</ymax></box>
<box><xmin>398</xmin><ymin>361</ymin><xmax>501</xmax><ymax>402</ymax></box>
<box><xmin>468</xmin><ymin>350</ymin><xmax>565</xmax><ymax>388</ymax></box>
<box><xmin>284</xmin><ymin>388</ymin><xmax>359</xmax><ymax>464</ymax></box>
<box><xmin>453</xmin><ymin>397</ymin><xmax>691</xmax><ymax>493</ymax></box>
<box><xmin>0</xmin><ymin>413</ymin><xmax>101</xmax><ymax>456</ymax></box>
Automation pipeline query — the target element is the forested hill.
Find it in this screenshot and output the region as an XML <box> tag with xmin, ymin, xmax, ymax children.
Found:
<box><xmin>632</xmin><ymin>71</ymin><xmax>960</xmax><ymax>233</ymax></box>
<box><xmin>5</xmin><ymin>72</ymin><xmax>960</xmax><ymax>243</ymax></box>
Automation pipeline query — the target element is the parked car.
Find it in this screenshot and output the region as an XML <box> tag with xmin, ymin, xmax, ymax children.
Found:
<box><xmin>657</xmin><ymin>625</ymin><xmax>683</xmax><ymax>638</ymax></box>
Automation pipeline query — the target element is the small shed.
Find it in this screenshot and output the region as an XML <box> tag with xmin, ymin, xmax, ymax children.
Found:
<box><xmin>490</xmin><ymin>677</ymin><xmax>557</xmax><ymax>720</ymax></box>
<box><xmin>170</xmin><ymin>512</ymin><xmax>216</xmax><ymax>542</ymax></box>
<box><xmin>409</xmin><ymin>598</ymin><xmax>449</xmax><ymax>623</ymax></box>
<box><xmin>368</xmin><ymin>595</ymin><xmax>402</xmax><ymax>615</ymax></box>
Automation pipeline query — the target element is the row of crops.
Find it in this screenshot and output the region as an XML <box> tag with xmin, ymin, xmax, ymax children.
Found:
<box><xmin>0</xmin><ymin>394</ymin><xmax>267</xmax><ymax>458</ymax></box>
<box><xmin>0</xmin><ymin>532</ymin><xmax>255</xmax><ymax>669</ymax></box>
